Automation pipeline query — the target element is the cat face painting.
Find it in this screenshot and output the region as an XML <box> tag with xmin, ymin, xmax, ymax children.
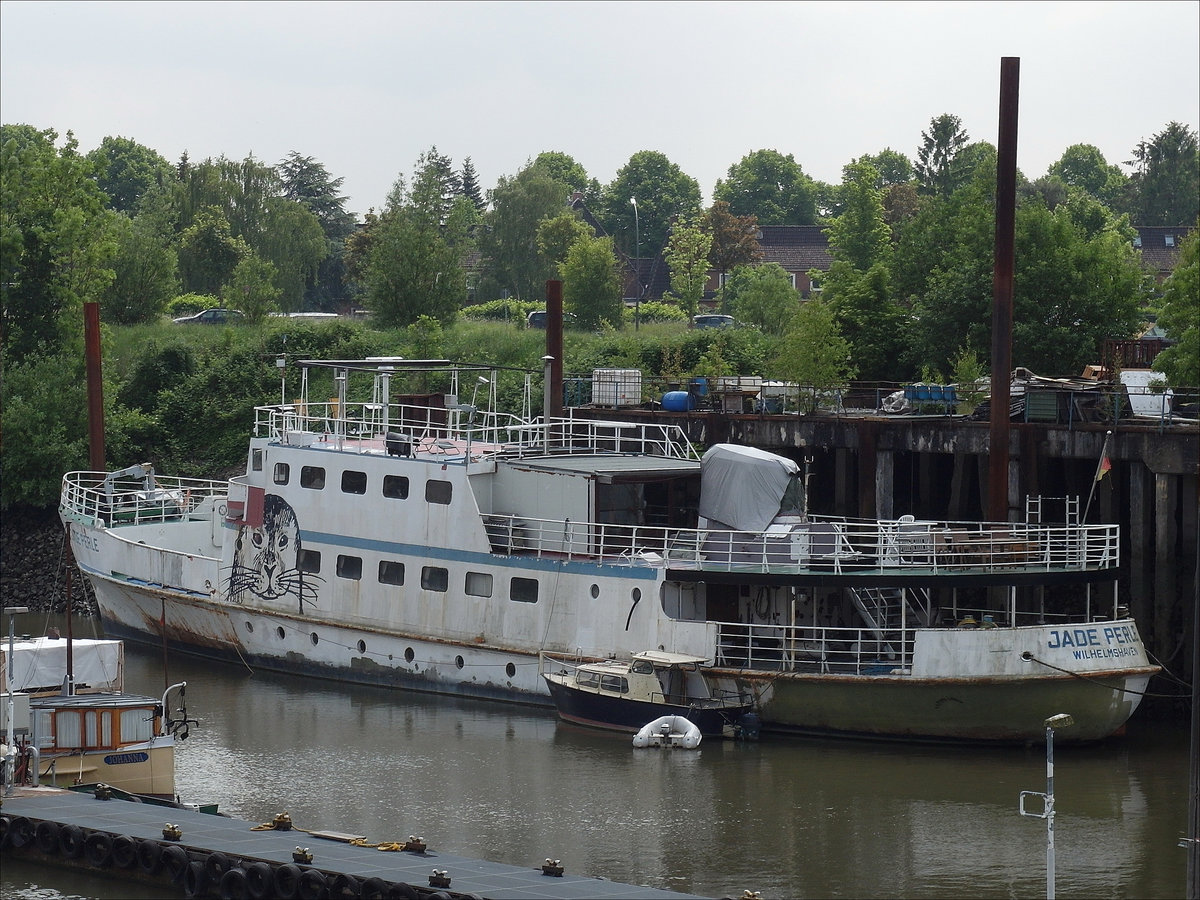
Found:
<box><xmin>227</xmin><ymin>494</ymin><xmax>321</xmax><ymax>611</ymax></box>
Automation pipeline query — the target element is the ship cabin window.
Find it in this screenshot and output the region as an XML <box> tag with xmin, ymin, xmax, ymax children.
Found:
<box><xmin>273</xmin><ymin>463</ymin><xmax>290</xmax><ymax>485</ymax></box>
<box><xmin>465</xmin><ymin>571</ymin><xmax>492</xmax><ymax>597</ymax></box>
<box><xmin>300</xmin><ymin>466</ymin><xmax>326</xmax><ymax>489</ymax></box>
<box><xmin>421</xmin><ymin>565</ymin><xmax>449</xmax><ymax>592</ymax></box>
<box><xmin>341</xmin><ymin>470</ymin><xmax>367</xmax><ymax>494</ymax></box>
<box><xmin>120</xmin><ymin>707</ymin><xmax>154</xmax><ymax>743</ymax></box>
<box><xmin>631</xmin><ymin>659</ymin><xmax>655</xmax><ymax>675</ymax></box>
<box><xmin>510</xmin><ymin>576</ymin><xmax>538</xmax><ymax>604</ymax></box>
<box><xmin>379</xmin><ymin>560</ymin><xmax>405</xmax><ymax>585</ymax></box>
<box><xmin>298</xmin><ymin>549</ymin><xmax>321</xmax><ymax>573</ymax></box>
<box><xmin>383</xmin><ymin>475</ymin><xmax>409</xmax><ymax>500</ymax></box>
<box><xmin>577</xmin><ymin>671</ymin><xmax>601</xmax><ymax>689</ymax></box>
<box><xmin>252</xmin><ymin>449</ymin><xmax>263</xmax><ymax>471</ymax></box>
<box><xmin>336</xmin><ymin>554</ymin><xmax>362</xmax><ymax>580</ymax></box>
<box><xmin>600</xmin><ymin>674</ymin><xmax>629</xmax><ymax>694</ymax></box>
<box><xmin>425</xmin><ymin>480</ymin><xmax>452</xmax><ymax>505</ymax></box>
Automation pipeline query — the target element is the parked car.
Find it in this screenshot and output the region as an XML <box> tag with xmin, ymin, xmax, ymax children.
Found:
<box><xmin>691</xmin><ymin>314</ymin><xmax>735</xmax><ymax>329</ymax></box>
<box><xmin>526</xmin><ymin>310</ymin><xmax>578</xmax><ymax>329</ymax></box>
<box><xmin>173</xmin><ymin>308</ymin><xmax>245</xmax><ymax>325</ymax></box>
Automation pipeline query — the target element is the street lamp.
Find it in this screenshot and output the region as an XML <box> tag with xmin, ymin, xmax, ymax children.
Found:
<box><xmin>630</xmin><ymin>197</ymin><xmax>640</xmax><ymax>331</ymax></box>
<box><xmin>1020</xmin><ymin>712</ymin><xmax>1075</xmax><ymax>899</ymax></box>
<box><xmin>4</xmin><ymin>606</ymin><xmax>29</xmax><ymax>796</ymax></box>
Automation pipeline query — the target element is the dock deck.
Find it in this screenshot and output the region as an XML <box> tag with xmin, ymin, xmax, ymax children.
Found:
<box><xmin>1</xmin><ymin>786</ymin><xmax>710</xmax><ymax>899</ymax></box>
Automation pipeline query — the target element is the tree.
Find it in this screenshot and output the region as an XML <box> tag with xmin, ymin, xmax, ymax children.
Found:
<box><xmin>858</xmin><ymin>148</ymin><xmax>914</xmax><ymax>187</ymax></box>
<box><xmin>703</xmin><ymin>201</ymin><xmax>762</xmax><ymax>305</ymax></box>
<box><xmin>724</xmin><ymin>263</ymin><xmax>796</xmax><ymax>336</ymax></box>
<box><xmin>597</xmin><ymin>151</ymin><xmax>702</xmax><ymax>256</ymax></box>
<box><xmin>560</xmin><ymin>234</ymin><xmax>622</xmax><ymax>330</ymax></box>
<box><xmin>1152</xmin><ymin>221</ymin><xmax>1199</xmax><ymax>387</ymax></box>
<box><xmin>825</xmin><ymin>161</ymin><xmax>891</xmax><ymax>271</ymax></box>
<box><xmin>86</xmin><ymin>136</ymin><xmax>173</xmax><ymax>215</ymax></box>
<box><xmin>531</xmin><ymin>151</ymin><xmax>601</xmax><ymax>206</ymax></box>
<box><xmin>536</xmin><ymin>212</ymin><xmax>592</xmax><ymax>267</ymax></box>
<box><xmin>176</xmin><ymin>208</ymin><xmax>247</xmax><ymax>296</ymax></box>
<box><xmin>1125</xmin><ymin>122</ymin><xmax>1200</xmax><ymax>225</ymax></box>
<box><xmin>713</xmin><ymin>149</ymin><xmax>817</xmax><ymax>225</ymax></box>
<box><xmin>477</xmin><ymin>164</ymin><xmax>566</xmax><ymax>300</ymax></box>
<box><xmin>255</xmin><ymin>199</ymin><xmax>328</xmax><ymax>311</ymax></box>
<box><xmin>915</xmin><ymin>114</ymin><xmax>970</xmax><ymax>198</ymax></box>
<box><xmin>101</xmin><ymin>212</ymin><xmax>178</xmax><ymax>323</ymax></box>
<box><xmin>771</xmin><ymin>298</ymin><xmax>855</xmax><ymax>412</ymax></box>
<box><xmin>1047</xmin><ymin>143</ymin><xmax>1127</xmax><ymax>209</ymax></box>
<box><xmin>661</xmin><ymin>215</ymin><xmax>713</xmax><ymax>317</ymax></box>
<box><xmin>1</xmin><ymin>125</ymin><xmax>117</xmax><ymax>362</ymax></box>
<box><xmin>226</xmin><ymin>253</ymin><xmax>281</xmax><ymax>323</ymax></box>
<box><xmin>459</xmin><ymin>157</ymin><xmax>485</xmax><ymax>212</ymax></box>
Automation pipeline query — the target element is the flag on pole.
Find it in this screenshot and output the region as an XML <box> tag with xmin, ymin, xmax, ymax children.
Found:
<box><xmin>1096</xmin><ymin>456</ymin><xmax>1112</xmax><ymax>481</ymax></box>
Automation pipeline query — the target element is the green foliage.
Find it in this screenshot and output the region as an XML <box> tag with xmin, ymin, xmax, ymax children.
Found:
<box><xmin>915</xmin><ymin>114</ymin><xmax>970</xmax><ymax>198</ymax></box>
<box><xmin>826</xmin><ymin>161</ymin><xmax>892</xmax><ymax>270</ymax></box>
<box><xmin>177</xmin><ymin>208</ymin><xmax>247</xmax><ymax>295</ymax></box>
<box><xmin>661</xmin><ymin>215</ymin><xmax>712</xmax><ymax>316</ymax></box>
<box><xmin>771</xmin><ymin>299</ymin><xmax>856</xmax><ymax>413</ymax></box>
<box><xmin>536</xmin><ymin>212</ymin><xmax>591</xmax><ymax>266</ymax></box>
<box><xmin>597</xmin><ymin>151</ymin><xmax>702</xmax><ymax>256</ymax></box>
<box><xmin>477</xmin><ymin>164</ymin><xmax>566</xmax><ymax>301</ymax></box>
<box><xmin>713</xmin><ymin>149</ymin><xmax>817</xmax><ymax>225</ymax></box>
<box><xmin>166</xmin><ymin>293</ymin><xmax>221</xmax><ymax>317</ymax></box>
<box><xmin>1152</xmin><ymin>222</ymin><xmax>1200</xmax><ymax>387</ymax></box>
<box><xmin>1124</xmin><ymin>122</ymin><xmax>1200</xmax><ymax>226</ymax></box>
<box><xmin>460</xmin><ymin>298</ymin><xmax>531</xmax><ymax>324</ymax></box>
<box><xmin>950</xmin><ymin>347</ymin><xmax>987</xmax><ymax>413</ymax></box>
<box><xmin>101</xmin><ymin>212</ymin><xmax>179</xmax><ymax>324</ymax></box>
<box><xmin>86</xmin><ymin>136</ymin><xmax>173</xmax><ymax>215</ymax></box>
<box><xmin>226</xmin><ymin>254</ymin><xmax>281</xmax><ymax>323</ymax></box>
<box><xmin>704</xmin><ymin>201</ymin><xmax>762</xmax><ymax>299</ymax></box>
<box><xmin>631</xmin><ymin>300</ymin><xmax>688</xmax><ymax>324</ymax></box>
<box><xmin>561</xmin><ymin>234</ymin><xmax>622</xmax><ymax>330</ymax></box>
<box><xmin>724</xmin><ymin>264</ymin><xmax>798</xmax><ymax>336</ymax></box>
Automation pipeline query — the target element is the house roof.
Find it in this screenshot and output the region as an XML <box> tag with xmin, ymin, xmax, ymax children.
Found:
<box><xmin>756</xmin><ymin>225</ymin><xmax>832</xmax><ymax>273</ymax></box>
<box><xmin>1133</xmin><ymin>225</ymin><xmax>1192</xmax><ymax>277</ymax></box>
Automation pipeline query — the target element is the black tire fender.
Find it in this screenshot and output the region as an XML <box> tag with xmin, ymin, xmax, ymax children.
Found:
<box><xmin>329</xmin><ymin>872</ymin><xmax>359</xmax><ymax>899</ymax></box>
<box><xmin>205</xmin><ymin>850</ymin><xmax>233</xmax><ymax>880</ymax></box>
<box><xmin>247</xmin><ymin>860</ymin><xmax>277</xmax><ymax>900</ymax></box>
<box><xmin>138</xmin><ymin>838</ymin><xmax>163</xmax><ymax>874</ymax></box>
<box><xmin>219</xmin><ymin>866</ymin><xmax>250</xmax><ymax>900</ymax></box>
<box><xmin>274</xmin><ymin>861</ymin><xmax>303</xmax><ymax>899</ymax></box>
<box><xmin>183</xmin><ymin>859</ymin><xmax>209</xmax><ymax>899</ymax></box>
<box><xmin>385</xmin><ymin>883</ymin><xmax>419</xmax><ymax>900</ymax></box>
<box><xmin>34</xmin><ymin>820</ymin><xmax>60</xmax><ymax>854</ymax></box>
<box><xmin>8</xmin><ymin>817</ymin><xmax>34</xmax><ymax>850</ymax></box>
<box><xmin>112</xmin><ymin>833</ymin><xmax>138</xmax><ymax>868</ymax></box>
<box><xmin>84</xmin><ymin>830</ymin><xmax>114</xmax><ymax>867</ymax></box>
<box><xmin>298</xmin><ymin>868</ymin><xmax>328</xmax><ymax>900</ymax></box>
<box><xmin>162</xmin><ymin>842</ymin><xmax>190</xmax><ymax>882</ymax></box>
<box><xmin>360</xmin><ymin>877</ymin><xmax>388</xmax><ymax>900</ymax></box>
<box><xmin>0</xmin><ymin>815</ymin><xmax>10</xmax><ymax>850</ymax></box>
<box><xmin>59</xmin><ymin>823</ymin><xmax>85</xmax><ymax>859</ymax></box>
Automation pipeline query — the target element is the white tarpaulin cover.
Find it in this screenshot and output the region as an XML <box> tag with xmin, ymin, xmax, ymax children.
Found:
<box><xmin>698</xmin><ymin>444</ymin><xmax>800</xmax><ymax>532</ymax></box>
<box><xmin>0</xmin><ymin>637</ymin><xmax>124</xmax><ymax>694</ymax></box>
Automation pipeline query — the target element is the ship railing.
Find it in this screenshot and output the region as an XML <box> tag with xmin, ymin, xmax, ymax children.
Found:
<box><xmin>715</xmin><ymin>622</ymin><xmax>916</xmax><ymax>675</ymax></box>
<box><xmin>254</xmin><ymin>402</ymin><xmax>698</xmax><ymax>460</ymax></box>
<box><xmin>61</xmin><ymin>471</ymin><xmax>228</xmax><ymax>527</ymax></box>
<box><xmin>480</xmin><ymin>512</ymin><xmax>1120</xmax><ymax>573</ymax></box>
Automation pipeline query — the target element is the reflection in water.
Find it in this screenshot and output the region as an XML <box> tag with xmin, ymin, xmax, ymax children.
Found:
<box><xmin>3</xmin><ymin>638</ymin><xmax>1189</xmax><ymax>899</ymax></box>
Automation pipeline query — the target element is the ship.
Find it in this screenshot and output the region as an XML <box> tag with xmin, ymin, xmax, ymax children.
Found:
<box><xmin>58</xmin><ymin>357</ymin><xmax>1159</xmax><ymax>743</ymax></box>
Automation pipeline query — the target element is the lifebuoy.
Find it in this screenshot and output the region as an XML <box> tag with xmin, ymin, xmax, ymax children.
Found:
<box><xmin>330</xmin><ymin>872</ymin><xmax>359</xmax><ymax>898</ymax></box>
<box><xmin>272</xmin><ymin>861</ymin><xmax>302</xmax><ymax>899</ymax></box>
<box><xmin>84</xmin><ymin>830</ymin><xmax>114</xmax><ymax>867</ymax></box>
<box><xmin>34</xmin><ymin>820</ymin><xmax>60</xmax><ymax>854</ymax></box>
<box><xmin>183</xmin><ymin>860</ymin><xmax>209</xmax><ymax>899</ymax></box>
<box><xmin>205</xmin><ymin>850</ymin><xmax>232</xmax><ymax>880</ymax></box>
<box><xmin>138</xmin><ymin>838</ymin><xmax>163</xmax><ymax>874</ymax></box>
<box><xmin>112</xmin><ymin>834</ymin><xmax>138</xmax><ymax>868</ymax></box>
<box><xmin>246</xmin><ymin>861</ymin><xmax>276</xmax><ymax>900</ymax></box>
<box><xmin>220</xmin><ymin>866</ymin><xmax>250</xmax><ymax>900</ymax></box>
<box><xmin>162</xmin><ymin>842</ymin><xmax>190</xmax><ymax>882</ymax></box>
<box><xmin>60</xmin><ymin>824</ymin><xmax>86</xmax><ymax>858</ymax></box>
<box><xmin>298</xmin><ymin>868</ymin><xmax>328</xmax><ymax>900</ymax></box>
<box><xmin>8</xmin><ymin>816</ymin><xmax>34</xmax><ymax>850</ymax></box>
<box><xmin>360</xmin><ymin>877</ymin><xmax>388</xmax><ymax>900</ymax></box>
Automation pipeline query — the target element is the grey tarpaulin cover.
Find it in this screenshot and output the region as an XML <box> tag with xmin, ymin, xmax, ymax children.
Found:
<box><xmin>698</xmin><ymin>443</ymin><xmax>799</xmax><ymax>532</ymax></box>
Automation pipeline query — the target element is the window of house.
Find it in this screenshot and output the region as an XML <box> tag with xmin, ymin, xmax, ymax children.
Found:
<box><xmin>426</xmin><ymin>480</ymin><xmax>452</xmax><ymax>505</ymax></box>
<box><xmin>298</xmin><ymin>549</ymin><xmax>321</xmax><ymax>573</ymax></box>
<box><xmin>379</xmin><ymin>560</ymin><xmax>405</xmax><ymax>585</ymax></box>
<box><xmin>465</xmin><ymin>571</ymin><xmax>492</xmax><ymax>597</ymax></box>
<box><xmin>1165</xmin><ymin>234</ymin><xmax>1175</xmax><ymax>247</ymax></box>
<box><xmin>421</xmin><ymin>566</ymin><xmax>448</xmax><ymax>592</ymax></box>
<box><xmin>336</xmin><ymin>555</ymin><xmax>362</xmax><ymax>580</ymax></box>
<box><xmin>273</xmin><ymin>462</ymin><xmax>290</xmax><ymax>485</ymax></box>
<box><xmin>383</xmin><ymin>475</ymin><xmax>409</xmax><ymax>499</ymax></box>
<box><xmin>300</xmin><ymin>466</ymin><xmax>326</xmax><ymax>489</ymax></box>
<box><xmin>341</xmin><ymin>470</ymin><xmax>367</xmax><ymax>494</ymax></box>
<box><xmin>510</xmin><ymin>576</ymin><xmax>538</xmax><ymax>604</ymax></box>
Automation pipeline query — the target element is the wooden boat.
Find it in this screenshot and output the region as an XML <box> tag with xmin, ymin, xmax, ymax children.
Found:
<box><xmin>58</xmin><ymin>358</ymin><xmax>1160</xmax><ymax>743</ymax></box>
<box><xmin>540</xmin><ymin>650</ymin><xmax>757</xmax><ymax>739</ymax></box>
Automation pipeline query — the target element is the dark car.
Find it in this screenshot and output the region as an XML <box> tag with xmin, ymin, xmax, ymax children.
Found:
<box><xmin>691</xmin><ymin>314</ymin><xmax>735</xmax><ymax>329</ymax></box>
<box><xmin>526</xmin><ymin>310</ymin><xmax>578</xmax><ymax>329</ymax></box>
<box><xmin>173</xmin><ymin>308</ymin><xmax>245</xmax><ymax>325</ymax></box>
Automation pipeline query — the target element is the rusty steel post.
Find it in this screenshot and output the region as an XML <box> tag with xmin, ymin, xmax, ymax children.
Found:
<box><xmin>84</xmin><ymin>301</ymin><xmax>105</xmax><ymax>472</ymax></box>
<box><xmin>546</xmin><ymin>280</ymin><xmax>564</xmax><ymax>418</ymax></box>
<box><xmin>989</xmin><ymin>57</ymin><xmax>1019</xmax><ymax>522</ymax></box>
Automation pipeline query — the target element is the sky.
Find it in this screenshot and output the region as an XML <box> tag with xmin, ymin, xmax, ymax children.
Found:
<box><xmin>2</xmin><ymin>0</ymin><xmax>1197</xmax><ymax>219</ymax></box>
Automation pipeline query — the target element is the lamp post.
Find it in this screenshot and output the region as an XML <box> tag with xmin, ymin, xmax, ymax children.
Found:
<box><xmin>630</xmin><ymin>197</ymin><xmax>640</xmax><ymax>331</ymax></box>
<box><xmin>1020</xmin><ymin>712</ymin><xmax>1074</xmax><ymax>899</ymax></box>
<box><xmin>4</xmin><ymin>605</ymin><xmax>29</xmax><ymax>796</ymax></box>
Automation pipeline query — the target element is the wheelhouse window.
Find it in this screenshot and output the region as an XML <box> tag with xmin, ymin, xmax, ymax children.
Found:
<box><xmin>252</xmin><ymin>449</ymin><xmax>263</xmax><ymax>471</ymax></box>
<box><xmin>510</xmin><ymin>576</ymin><xmax>538</xmax><ymax>604</ymax></box>
<box><xmin>341</xmin><ymin>470</ymin><xmax>367</xmax><ymax>495</ymax></box>
<box><xmin>300</xmin><ymin>466</ymin><xmax>326</xmax><ymax>489</ymax></box>
<box><xmin>465</xmin><ymin>572</ymin><xmax>492</xmax><ymax>597</ymax></box>
<box><xmin>336</xmin><ymin>555</ymin><xmax>362</xmax><ymax>580</ymax></box>
<box><xmin>383</xmin><ymin>475</ymin><xmax>409</xmax><ymax>500</ymax></box>
<box><xmin>273</xmin><ymin>462</ymin><xmax>290</xmax><ymax>485</ymax></box>
<box><xmin>378</xmin><ymin>560</ymin><xmax>405</xmax><ymax>585</ymax></box>
<box><xmin>425</xmin><ymin>480</ymin><xmax>452</xmax><ymax>505</ymax></box>
<box><xmin>600</xmin><ymin>674</ymin><xmax>628</xmax><ymax>693</ymax></box>
<box><xmin>421</xmin><ymin>566</ymin><xmax>448</xmax><ymax>592</ymax></box>
<box><xmin>298</xmin><ymin>549</ymin><xmax>321</xmax><ymax>573</ymax></box>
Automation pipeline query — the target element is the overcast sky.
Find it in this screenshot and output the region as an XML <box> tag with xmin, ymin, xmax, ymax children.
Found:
<box><xmin>2</xmin><ymin>0</ymin><xmax>1197</xmax><ymax>218</ymax></box>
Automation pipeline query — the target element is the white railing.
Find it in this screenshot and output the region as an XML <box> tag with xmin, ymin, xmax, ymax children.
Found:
<box><xmin>480</xmin><ymin>513</ymin><xmax>1120</xmax><ymax>574</ymax></box>
<box><xmin>715</xmin><ymin>622</ymin><xmax>916</xmax><ymax>674</ymax></box>
<box><xmin>61</xmin><ymin>472</ymin><xmax>227</xmax><ymax>527</ymax></box>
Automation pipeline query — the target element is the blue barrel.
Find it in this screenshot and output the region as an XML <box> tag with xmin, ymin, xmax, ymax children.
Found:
<box><xmin>662</xmin><ymin>391</ymin><xmax>695</xmax><ymax>411</ymax></box>
<box><xmin>689</xmin><ymin>377</ymin><xmax>708</xmax><ymax>397</ymax></box>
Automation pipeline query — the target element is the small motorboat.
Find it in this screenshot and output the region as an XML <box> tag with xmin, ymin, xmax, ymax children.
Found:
<box><xmin>633</xmin><ymin>714</ymin><xmax>702</xmax><ymax>749</ymax></box>
<box><xmin>540</xmin><ymin>649</ymin><xmax>758</xmax><ymax>739</ymax></box>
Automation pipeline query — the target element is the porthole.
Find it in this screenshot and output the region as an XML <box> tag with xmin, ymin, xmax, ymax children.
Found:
<box><xmin>632</xmin><ymin>587</ymin><xmax>642</xmax><ymax>602</ymax></box>
<box><xmin>357</xmin><ymin>640</ymin><xmax>367</xmax><ymax>654</ymax></box>
<box><xmin>455</xmin><ymin>655</ymin><xmax>465</xmax><ymax>670</ymax></box>
<box><xmin>590</xmin><ymin>584</ymin><xmax>600</xmax><ymax>599</ymax></box>
<box><xmin>310</xmin><ymin>632</ymin><xmax>319</xmax><ymax>646</ymax></box>
<box><xmin>244</xmin><ymin>621</ymin><xmax>254</xmax><ymax>633</ymax></box>
<box><xmin>505</xmin><ymin>662</ymin><xmax>516</xmax><ymax>678</ymax></box>
<box><xmin>276</xmin><ymin>626</ymin><xmax>286</xmax><ymax>640</ymax></box>
<box><xmin>404</xmin><ymin>647</ymin><xmax>415</xmax><ymax>663</ymax></box>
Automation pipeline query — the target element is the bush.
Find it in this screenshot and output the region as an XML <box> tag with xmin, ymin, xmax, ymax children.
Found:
<box><xmin>166</xmin><ymin>294</ymin><xmax>221</xmax><ymax>318</ymax></box>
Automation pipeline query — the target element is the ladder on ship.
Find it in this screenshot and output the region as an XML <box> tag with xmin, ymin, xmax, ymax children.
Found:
<box><xmin>849</xmin><ymin>586</ymin><xmax>932</xmax><ymax>662</ymax></box>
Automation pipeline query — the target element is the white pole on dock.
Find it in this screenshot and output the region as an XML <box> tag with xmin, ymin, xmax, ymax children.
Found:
<box><xmin>1020</xmin><ymin>712</ymin><xmax>1074</xmax><ymax>899</ymax></box>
